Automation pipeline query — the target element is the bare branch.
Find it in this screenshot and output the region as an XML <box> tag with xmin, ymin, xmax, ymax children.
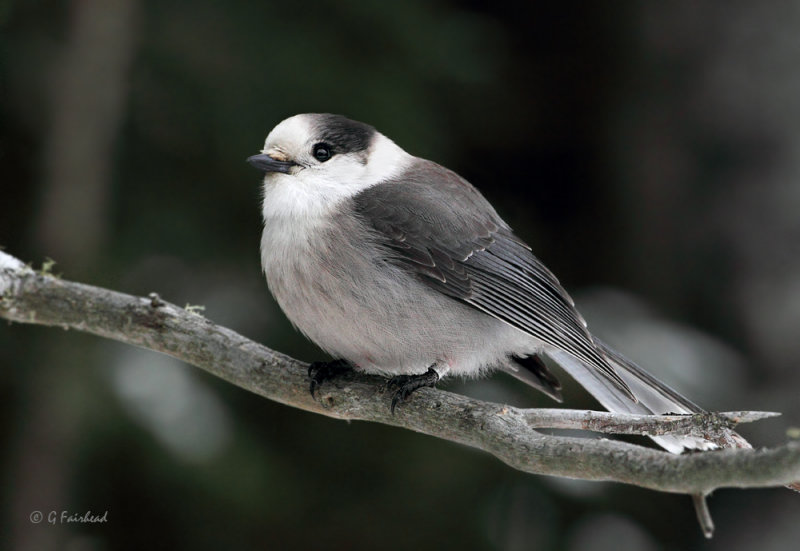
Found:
<box><xmin>2</xmin><ymin>250</ymin><xmax>800</xmax><ymax>498</ymax></box>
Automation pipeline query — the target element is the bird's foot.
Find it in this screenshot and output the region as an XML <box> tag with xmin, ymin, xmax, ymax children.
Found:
<box><xmin>386</xmin><ymin>367</ymin><xmax>440</xmax><ymax>414</ymax></box>
<box><xmin>308</xmin><ymin>359</ymin><xmax>351</xmax><ymax>399</ymax></box>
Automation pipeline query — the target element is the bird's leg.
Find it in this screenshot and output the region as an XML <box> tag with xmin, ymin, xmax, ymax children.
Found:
<box><xmin>386</xmin><ymin>366</ymin><xmax>441</xmax><ymax>414</ymax></box>
<box><xmin>308</xmin><ymin>359</ymin><xmax>352</xmax><ymax>399</ymax></box>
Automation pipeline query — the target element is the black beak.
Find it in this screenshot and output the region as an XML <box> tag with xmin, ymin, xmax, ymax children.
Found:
<box><xmin>247</xmin><ymin>153</ymin><xmax>296</xmax><ymax>174</ymax></box>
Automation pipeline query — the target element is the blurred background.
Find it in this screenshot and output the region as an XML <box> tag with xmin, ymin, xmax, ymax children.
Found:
<box><xmin>2</xmin><ymin>0</ymin><xmax>800</xmax><ymax>549</ymax></box>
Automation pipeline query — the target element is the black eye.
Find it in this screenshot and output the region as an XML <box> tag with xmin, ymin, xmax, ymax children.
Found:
<box><xmin>312</xmin><ymin>143</ymin><xmax>333</xmax><ymax>162</ymax></box>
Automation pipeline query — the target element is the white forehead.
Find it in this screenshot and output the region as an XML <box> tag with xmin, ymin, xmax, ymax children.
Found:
<box><xmin>262</xmin><ymin>114</ymin><xmax>314</xmax><ymax>151</ymax></box>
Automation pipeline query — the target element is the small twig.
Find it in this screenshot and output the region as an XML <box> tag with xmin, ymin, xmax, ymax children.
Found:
<box><xmin>692</xmin><ymin>494</ymin><xmax>715</xmax><ymax>539</ymax></box>
<box><xmin>521</xmin><ymin>408</ymin><xmax>779</xmax><ymax>438</ymax></box>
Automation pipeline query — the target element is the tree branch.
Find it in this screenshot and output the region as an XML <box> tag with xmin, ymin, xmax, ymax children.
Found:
<box><xmin>3</xmin><ymin>250</ymin><xmax>800</xmax><ymax>500</ymax></box>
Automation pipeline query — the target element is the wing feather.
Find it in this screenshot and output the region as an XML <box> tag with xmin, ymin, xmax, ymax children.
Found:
<box><xmin>352</xmin><ymin>159</ymin><xmax>632</xmax><ymax>395</ymax></box>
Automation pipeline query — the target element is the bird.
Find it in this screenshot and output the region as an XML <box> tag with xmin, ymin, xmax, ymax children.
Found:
<box><xmin>247</xmin><ymin>113</ymin><xmax>743</xmax><ymax>454</ymax></box>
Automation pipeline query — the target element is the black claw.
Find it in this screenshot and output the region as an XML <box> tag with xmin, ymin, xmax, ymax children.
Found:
<box><xmin>390</xmin><ymin>393</ymin><xmax>403</xmax><ymax>415</ymax></box>
<box><xmin>387</xmin><ymin>367</ymin><xmax>439</xmax><ymax>414</ymax></box>
<box><xmin>308</xmin><ymin>359</ymin><xmax>351</xmax><ymax>399</ymax></box>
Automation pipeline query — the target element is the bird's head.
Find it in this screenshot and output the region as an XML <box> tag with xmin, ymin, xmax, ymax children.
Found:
<box><xmin>248</xmin><ymin>114</ymin><xmax>411</xmax><ymax>214</ymax></box>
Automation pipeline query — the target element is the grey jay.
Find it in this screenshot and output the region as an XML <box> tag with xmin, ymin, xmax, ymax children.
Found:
<box><xmin>248</xmin><ymin>113</ymin><xmax>744</xmax><ymax>454</ymax></box>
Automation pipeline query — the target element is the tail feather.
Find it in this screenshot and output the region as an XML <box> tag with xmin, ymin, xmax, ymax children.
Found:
<box><xmin>501</xmin><ymin>354</ymin><xmax>564</xmax><ymax>402</ymax></box>
<box><xmin>594</xmin><ymin>339</ymin><xmax>702</xmax><ymax>415</ymax></box>
<box><xmin>546</xmin><ymin>338</ymin><xmax>750</xmax><ymax>454</ymax></box>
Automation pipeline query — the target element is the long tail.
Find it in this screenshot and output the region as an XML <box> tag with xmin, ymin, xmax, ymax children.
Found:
<box><xmin>547</xmin><ymin>338</ymin><xmax>750</xmax><ymax>454</ymax></box>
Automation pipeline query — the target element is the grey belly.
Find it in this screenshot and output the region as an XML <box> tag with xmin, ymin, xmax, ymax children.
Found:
<box><xmin>262</xmin><ymin>223</ymin><xmax>536</xmax><ymax>377</ymax></box>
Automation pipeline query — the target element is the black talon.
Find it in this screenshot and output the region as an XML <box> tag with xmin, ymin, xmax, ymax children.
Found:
<box><xmin>308</xmin><ymin>359</ymin><xmax>351</xmax><ymax>399</ymax></box>
<box><xmin>388</xmin><ymin>367</ymin><xmax>440</xmax><ymax>414</ymax></box>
